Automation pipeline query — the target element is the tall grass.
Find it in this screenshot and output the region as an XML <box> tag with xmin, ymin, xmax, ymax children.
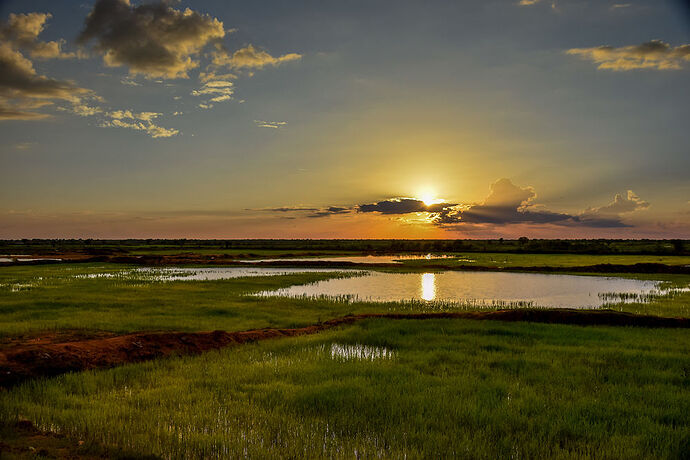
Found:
<box><xmin>2</xmin><ymin>319</ymin><xmax>688</xmax><ymax>458</ymax></box>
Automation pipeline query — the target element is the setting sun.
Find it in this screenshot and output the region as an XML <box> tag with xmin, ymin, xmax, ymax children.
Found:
<box><xmin>418</xmin><ymin>190</ymin><xmax>442</xmax><ymax>206</ymax></box>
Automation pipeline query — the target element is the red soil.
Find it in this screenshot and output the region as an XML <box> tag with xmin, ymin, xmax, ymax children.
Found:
<box><xmin>1</xmin><ymin>310</ymin><xmax>687</xmax><ymax>388</ymax></box>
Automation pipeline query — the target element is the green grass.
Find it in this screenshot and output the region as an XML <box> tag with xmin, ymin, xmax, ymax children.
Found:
<box><xmin>2</xmin><ymin>319</ymin><xmax>688</xmax><ymax>459</ymax></box>
<box><xmin>1</xmin><ymin>264</ymin><xmax>689</xmax><ymax>337</ymax></box>
<box><xmin>398</xmin><ymin>252</ymin><xmax>690</xmax><ymax>268</ymax></box>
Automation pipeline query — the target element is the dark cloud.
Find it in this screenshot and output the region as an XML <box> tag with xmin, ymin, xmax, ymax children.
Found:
<box><xmin>78</xmin><ymin>0</ymin><xmax>225</xmax><ymax>79</ymax></box>
<box><xmin>259</xmin><ymin>206</ymin><xmax>320</xmax><ymax>213</ymax></box>
<box><xmin>307</xmin><ymin>207</ymin><xmax>352</xmax><ymax>218</ymax></box>
<box><xmin>252</xmin><ymin>205</ymin><xmax>353</xmax><ymax>218</ymax></box>
<box><xmin>357</xmin><ymin>198</ymin><xmax>453</xmax><ymax>214</ymax></box>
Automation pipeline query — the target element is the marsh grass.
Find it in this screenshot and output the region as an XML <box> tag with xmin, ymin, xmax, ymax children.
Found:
<box><xmin>1</xmin><ymin>264</ymin><xmax>689</xmax><ymax>338</ymax></box>
<box><xmin>1</xmin><ymin>319</ymin><xmax>688</xmax><ymax>458</ymax></box>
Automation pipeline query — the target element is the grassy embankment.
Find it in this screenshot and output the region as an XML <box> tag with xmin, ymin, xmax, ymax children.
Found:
<box><xmin>1</xmin><ymin>319</ymin><xmax>688</xmax><ymax>458</ymax></box>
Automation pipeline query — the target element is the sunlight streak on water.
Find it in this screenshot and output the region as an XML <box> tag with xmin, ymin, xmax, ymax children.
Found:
<box><xmin>421</xmin><ymin>273</ymin><xmax>436</xmax><ymax>301</ymax></box>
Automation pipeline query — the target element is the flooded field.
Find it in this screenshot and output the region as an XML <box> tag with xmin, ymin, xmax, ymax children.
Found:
<box><xmin>260</xmin><ymin>271</ymin><xmax>668</xmax><ymax>308</ymax></box>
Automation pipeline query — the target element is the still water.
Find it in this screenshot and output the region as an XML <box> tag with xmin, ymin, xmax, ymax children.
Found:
<box><xmin>260</xmin><ymin>271</ymin><xmax>663</xmax><ymax>308</ymax></box>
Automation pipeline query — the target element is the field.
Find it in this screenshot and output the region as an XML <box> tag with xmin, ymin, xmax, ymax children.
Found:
<box><xmin>1</xmin><ymin>246</ymin><xmax>689</xmax><ymax>458</ymax></box>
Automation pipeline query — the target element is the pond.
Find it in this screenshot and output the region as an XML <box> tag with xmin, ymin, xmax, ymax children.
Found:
<box><xmin>259</xmin><ymin>271</ymin><xmax>666</xmax><ymax>309</ymax></box>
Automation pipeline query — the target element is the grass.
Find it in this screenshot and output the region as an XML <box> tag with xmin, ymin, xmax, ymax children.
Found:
<box><xmin>397</xmin><ymin>252</ymin><xmax>690</xmax><ymax>268</ymax></box>
<box><xmin>1</xmin><ymin>264</ymin><xmax>689</xmax><ymax>337</ymax></box>
<box><xmin>2</xmin><ymin>319</ymin><xmax>688</xmax><ymax>458</ymax></box>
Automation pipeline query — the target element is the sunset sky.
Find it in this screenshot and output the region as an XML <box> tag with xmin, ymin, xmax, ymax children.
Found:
<box><xmin>1</xmin><ymin>0</ymin><xmax>688</xmax><ymax>239</ymax></box>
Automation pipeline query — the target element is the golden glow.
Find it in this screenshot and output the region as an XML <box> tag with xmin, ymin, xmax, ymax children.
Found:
<box><xmin>421</xmin><ymin>273</ymin><xmax>436</xmax><ymax>301</ymax></box>
<box><xmin>418</xmin><ymin>188</ymin><xmax>443</xmax><ymax>206</ymax></box>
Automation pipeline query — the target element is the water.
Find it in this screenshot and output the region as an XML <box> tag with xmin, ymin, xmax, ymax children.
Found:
<box><xmin>326</xmin><ymin>343</ymin><xmax>395</xmax><ymax>361</ymax></box>
<box><xmin>240</xmin><ymin>254</ymin><xmax>466</xmax><ymax>264</ymax></box>
<box><xmin>133</xmin><ymin>267</ymin><xmax>360</xmax><ymax>281</ymax></box>
<box><xmin>259</xmin><ymin>271</ymin><xmax>665</xmax><ymax>309</ymax></box>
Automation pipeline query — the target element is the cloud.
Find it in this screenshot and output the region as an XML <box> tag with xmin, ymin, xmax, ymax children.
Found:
<box><xmin>100</xmin><ymin>118</ymin><xmax>178</xmax><ymax>138</ymax></box>
<box><xmin>517</xmin><ymin>0</ymin><xmax>542</xmax><ymax>5</ymax></box>
<box><xmin>108</xmin><ymin>109</ymin><xmax>160</xmax><ymax>121</ymax></box>
<box><xmin>575</xmin><ymin>190</ymin><xmax>649</xmax><ymax>226</ymax></box>
<box><xmin>431</xmin><ymin>179</ymin><xmax>571</xmax><ymax>225</ymax></box>
<box><xmin>0</xmin><ymin>101</ymin><xmax>51</xmax><ymax>120</ymax></box>
<box><xmin>567</xmin><ymin>40</ymin><xmax>690</xmax><ymax>71</ymax></box>
<box><xmin>610</xmin><ymin>3</ymin><xmax>631</xmax><ymax>9</ymax></box>
<box><xmin>212</xmin><ymin>44</ymin><xmax>301</xmax><ymax>70</ymax></box>
<box><xmin>99</xmin><ymin>109</ymin><xmax>178</xmax><ymax>138</ymax></box>
<box><xmin>78</xmin><ymin>0</ymin><xmax>225</xmax><ymax>79</ymax></box>
<box><xmin>257</xmin><ymin>179</ymin><xmax>652</xmax><ymax>229</ymax></box>
<box><xmin>0</xmin><ymin>41</ymin><xmax>91</xmax><ymax>120</ymax></box>
<box><xmin>254</xmin><ymin>120</ymin><xmax>287</xmax><ymax>128</ymax></box>
<box><xmin>192</xmin><ymin>79</ymin><xmax>234</xmax><ymax>105</ymax></box>
<box><xmin>358</xmin><ymin>198</ymin><xmax>451</xmax><ymax>215</ymax></box>
<box><xmin>307</xmin><ymin>207</ymin><xmax>352</xmax><ymax>218</ymax></box>
<box><xmin>0</xmin><ymin>12</ymin><xmax>77</xmax><ymax>59</ymax></box>
<box><xmin>355</xmin><ymin>179</ymin><xmax>650</xmax><ymax>229</ymax></box>
<box><xmin>252</xmin><ymin>205</ymin><xmax>352</xmax><ymax>218</ymax></box>
<box><xmin>60</xmin><ymin>103</ymin><xmax>103</xmax><ymax>117</ymax></box>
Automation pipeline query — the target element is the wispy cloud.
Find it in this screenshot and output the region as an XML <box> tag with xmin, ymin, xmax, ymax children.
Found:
<box><xmin>567</xmin><ymin>40</ymin><xmax>690</xmax><ymax>71</ymax></box>
<box><xmin>254</xmin><ymin>120</ymin><xmax>287</xmax><ymax>128</ymax></box>
<box><xmin>212</xmin><ymin>44</ymin><xmax>301</xmax><ymax>70</ymax></box>
<box><xmin>99</xmin><ymin>110</ymin><xmax>178</xmax><ymax>138</ymax></box>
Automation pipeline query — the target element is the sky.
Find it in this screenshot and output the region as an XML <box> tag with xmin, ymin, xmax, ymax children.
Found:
<box><xmin>0</xmin><ymin>0</ymin><xmax>688</xmax><ymax>239</ymax></box>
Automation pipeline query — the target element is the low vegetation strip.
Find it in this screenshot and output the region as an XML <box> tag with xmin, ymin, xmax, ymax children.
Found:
<box><xmin>1</xmin><ymin>309</ymin><xmax>687</xmax><ymax>388</ymax></box>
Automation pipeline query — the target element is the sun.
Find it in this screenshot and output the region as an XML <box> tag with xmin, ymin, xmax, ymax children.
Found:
<box><xmin>418</xmin><ymin>189</ymin><xmax>442</xmax><ymax>206</ymax></box>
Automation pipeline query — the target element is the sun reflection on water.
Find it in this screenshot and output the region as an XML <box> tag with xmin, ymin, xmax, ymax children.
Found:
<box><xmin>421</xmin><ymin>273</ymin><xmax>436</xmax><ymax>301</ymax></box>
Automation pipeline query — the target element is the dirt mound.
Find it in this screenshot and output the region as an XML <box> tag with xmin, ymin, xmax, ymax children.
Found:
<box><xmin>1</xmin><ymin>310</ymin><xmax>687</xmax><ymax>388</ymax></box>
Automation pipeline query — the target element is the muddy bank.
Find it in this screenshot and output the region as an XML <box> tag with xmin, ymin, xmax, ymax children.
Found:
<box><xmin>0</xmin><ymin>420</ymin><xmax>153</xmax><ymax>459</ymax></box>
<box><xmin>1</xmin><ymin>310</ymin><xmax>687</xmax><ymax>388</ymax></box>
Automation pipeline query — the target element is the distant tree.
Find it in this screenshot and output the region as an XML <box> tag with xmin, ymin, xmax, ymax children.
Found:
<box><xmin>671</xmin><ymin>240</ymin><xmax>684</xmax><ymax>254</ymax></box>
<box><xmin>518</xmin><ymin>237</ymin><xmax>529</xmax><ymax>245</ymax></box>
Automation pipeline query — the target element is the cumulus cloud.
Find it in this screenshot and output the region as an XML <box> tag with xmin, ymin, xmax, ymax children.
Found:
<box><xmin>212</xmin><ymin>44</ymin><xmax>301</xmax><ymax>70</ymax></box>
<box><xmin>567</xmin><ymin>40</ymin><xmax>690</xmax><ymax>71</ymax></box>
<box><xmin>575</xmin><ymin>190</ymin><xmax>649</xmax><ymax>226</ymax></box>
<box><xmin>0</xmin><ymin>12</ymin><xmax>77</xmax><ymax>59</ymax></box>
<box><xmin>78</xmin><ymin>0</ymin><xmax>225</xmax><ymax>79</ymax></box>
<box><xmin>254</xmin><ymin>120</ymin><xmax>287</xmax><ymax>128</ymax></box>
<box><xmin>431</xmin><ymin>179</ymin><xmax>571</xmax><ymax>225</ymax></box>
